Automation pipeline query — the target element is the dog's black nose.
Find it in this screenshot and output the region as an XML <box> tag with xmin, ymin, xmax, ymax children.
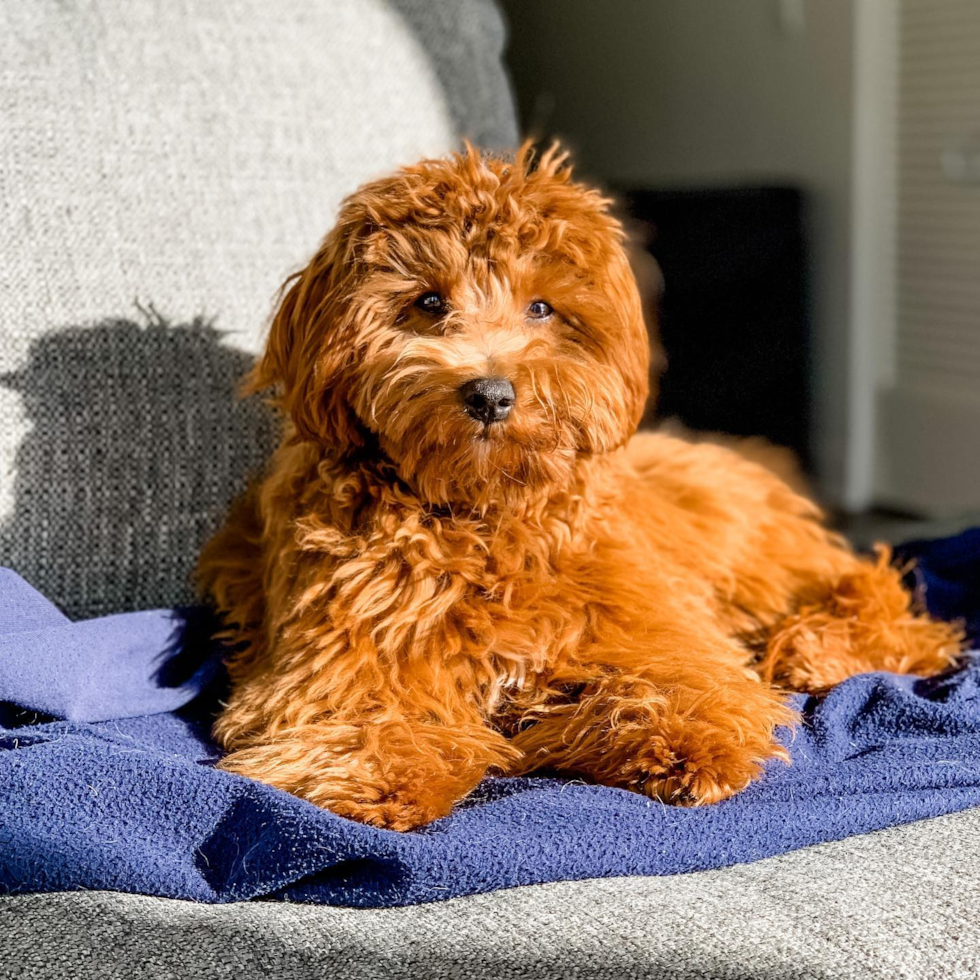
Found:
<box><xmin>460</xmin><ymin>376</ymin><xmax>515</xmax><ymax>424</ymax></box>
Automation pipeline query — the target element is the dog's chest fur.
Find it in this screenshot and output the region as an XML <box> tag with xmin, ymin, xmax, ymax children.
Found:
<box><xmin>273</xmin><ymin>448</ymin><xmax>624</xmax><ymax>706</ymax></box>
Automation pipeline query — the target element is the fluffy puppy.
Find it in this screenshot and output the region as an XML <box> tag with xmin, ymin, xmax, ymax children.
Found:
<box><xmin>199</xmin><ymin>145</ymin><xmax>961</xmax><ymax>830</ymax></box>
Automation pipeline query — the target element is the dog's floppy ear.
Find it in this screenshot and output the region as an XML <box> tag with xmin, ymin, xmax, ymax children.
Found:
<box><xmin>247</xmin><ymin>219</ymin><xmax>365</xmax><ymax>454</ymax></box>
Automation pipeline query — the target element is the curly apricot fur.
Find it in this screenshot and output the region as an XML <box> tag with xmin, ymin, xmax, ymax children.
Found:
<box><xmin>198</xmin><ymin>144</ymin><xmax>963</xmax><ymax>830</ymax></box>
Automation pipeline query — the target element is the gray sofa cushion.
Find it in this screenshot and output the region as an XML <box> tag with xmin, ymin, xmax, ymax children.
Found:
<box><xmin>0</xmin><ymin>0</ymin><xmax>517</xmax><ymax>618</ymax></box>
<box><xmin>3</xmin><ymin>807</ymin><xmax>979</xmax><ymax>980</ymax></box>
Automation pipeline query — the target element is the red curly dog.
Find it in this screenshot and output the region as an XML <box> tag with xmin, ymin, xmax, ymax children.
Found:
<box><xmin>199</xmin><ymin>145</ymin><xmax>961</xmax><ymax>830</ymax></box>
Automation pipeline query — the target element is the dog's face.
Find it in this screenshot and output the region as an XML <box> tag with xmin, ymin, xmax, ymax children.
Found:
<box><xmin>257</xmin><ymin>145</ymin><xmax>649</xmax><ymax>508</ymax></box>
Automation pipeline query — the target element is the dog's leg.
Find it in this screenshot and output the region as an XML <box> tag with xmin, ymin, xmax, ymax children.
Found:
<box><xmin>755</xmin><ymin>546</ymin><xmax>963</xmax><ymax>691</ymax></box>
<box><xmin>217</xmin><ymin>713</ymin><xmax>510</xmax><ymax>831</ymax></box>
<box><xmin>213</xmin><ymin>641</ymin><xmax>517</xmax><ymax>831</ymax></box>
<box><xmin>509</xmin><ymin>628</ymin><xmax>795</xmax><ymax>806</ymax></box>
<box><xmin>626</xmin><ymin>432</ymin><xmax>961</xmax><ymax>691</ymax></box>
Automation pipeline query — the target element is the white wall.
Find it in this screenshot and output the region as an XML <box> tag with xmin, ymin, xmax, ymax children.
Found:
<box><xmin>503</xmin><ymin>0</ymin><xmax>857</xmax><ymax>503</ymax></box>
<box><xmin>874</xmin><ymin>0</ymin><xmax>980</xmax><ymax>514</ymax></box>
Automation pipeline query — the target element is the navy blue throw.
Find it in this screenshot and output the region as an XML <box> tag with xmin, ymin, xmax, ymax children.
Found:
<box><xmin>1</xmin><ymin>530</ymin><xmax>979</xmax><ymax>907</ymax></box>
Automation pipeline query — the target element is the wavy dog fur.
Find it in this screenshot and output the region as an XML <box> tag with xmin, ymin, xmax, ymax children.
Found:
<box><xmin>199</xmin><ymin>144</ymin><xmax>962</xmax><ymax>830</ymax></box>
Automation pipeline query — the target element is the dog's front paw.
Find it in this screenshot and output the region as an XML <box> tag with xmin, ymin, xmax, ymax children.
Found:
<box><xmin>325</xmin><ymin>790</ymin><xmax>454</xmax><ymax>831</ymax></box>
<box><xmin>635</xmin><ymin>723</ymin><xmax>784</xmax><ymax>805</ymax></box>
<box><xmin>319</xmin><ymin>764</ymin><xmax>488</xmax><ymax>831</ymax></box>
<box><xmin>219</xmin><ymin>749</ymin><xmax>460</xmax><ymax>830</ymax></box>
<box><xmin>633</xmin><ymin>690</ymin><xmax>794</xmax><ymax>806</ymax></box>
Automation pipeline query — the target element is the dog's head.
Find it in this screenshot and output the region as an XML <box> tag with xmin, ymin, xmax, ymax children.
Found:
<box><xmin>255</xmin><ymin>144</ymin><xmax>649</xmax><ymax>508</ymax></box>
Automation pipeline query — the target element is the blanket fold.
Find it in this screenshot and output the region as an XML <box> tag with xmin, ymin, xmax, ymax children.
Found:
<box><xmin>1</xmin><ymin>531</ymin><xmax>979</xmax><ymax>907</ymax></box>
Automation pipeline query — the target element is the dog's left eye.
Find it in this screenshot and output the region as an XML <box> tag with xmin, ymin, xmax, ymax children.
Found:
<box><xmin>415</xmin><ymin>291</ymin><xmax>446</xmax><ymax>315</ymax></box>
<box><xmin>527</xmin><ymin>300</ymin><xmax>553</xmax><ymax>320</ymax></box>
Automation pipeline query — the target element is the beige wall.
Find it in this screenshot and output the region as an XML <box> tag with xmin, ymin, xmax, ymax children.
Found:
<box><xmin>503</xmin><ymin>0</ymin><xmax>857</xmax><ymax>501</ymax></box>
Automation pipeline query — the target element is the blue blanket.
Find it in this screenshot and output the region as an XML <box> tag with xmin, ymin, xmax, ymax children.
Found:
<box><xmin>2</xmin><ymin>530</ymin><xmax>980</xmax><ymax>907</ymax></box>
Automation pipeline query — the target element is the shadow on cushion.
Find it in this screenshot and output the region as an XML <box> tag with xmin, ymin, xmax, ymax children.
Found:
<box><xmin>0</xmin><ymin>312</ymin><xmax>278</xmax><ymax>619</ymax></box>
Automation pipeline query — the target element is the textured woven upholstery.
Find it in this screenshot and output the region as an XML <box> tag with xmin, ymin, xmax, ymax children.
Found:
<box><xmin>0</xmin><ymin>0</ymin><xmax>518</xmax><ymax>618</ymax></box>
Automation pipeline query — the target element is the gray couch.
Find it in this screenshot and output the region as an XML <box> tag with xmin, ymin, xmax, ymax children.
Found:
<box><xmin>0</xmin><ymin>0</ymin><xmax>517</xmax><ymax>620</ymax></box>
<box><xmin>2</xmin><ymin>2</ymin><xmax>978</xmax><ymax>977</ymax></box>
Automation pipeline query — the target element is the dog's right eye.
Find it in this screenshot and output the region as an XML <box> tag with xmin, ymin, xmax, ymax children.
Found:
<box><xmin>415</xmin><ymin>291</ymin><xmax>446</xmax><ymax>315</ymax></box>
